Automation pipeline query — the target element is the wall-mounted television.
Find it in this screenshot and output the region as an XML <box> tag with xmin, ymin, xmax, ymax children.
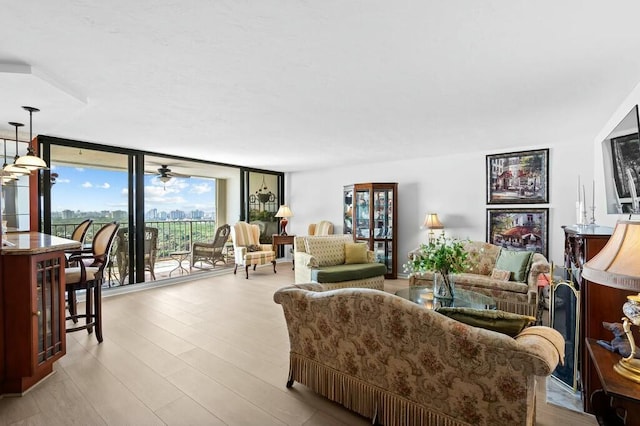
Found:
<box><xmin>602</xmin><ymin>105</ymin><xmax>640</xmax><ymax>214</ymax></box>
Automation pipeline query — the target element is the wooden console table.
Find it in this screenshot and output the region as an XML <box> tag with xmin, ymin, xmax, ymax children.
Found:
<box><xmin>272</xmin><ymin>234</ymin><xmax>295</xmax><ymax>269</ymax></box>
<box><xmin>586</xmin><ymin>338</ymin><xmax>640</xmax><ymax>425</ymax></box>
<box><xmin>0</xmin><ymin>232</ymin><xmax>80</xmax><ymax>395</ymax></box>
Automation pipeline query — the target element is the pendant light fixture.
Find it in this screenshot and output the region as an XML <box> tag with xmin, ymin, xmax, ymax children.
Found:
<box><xmin>1</xmin><ymin>139</ymin><xmax>19</xmax><ymax>185</ymax></box>
<box><xmin>3</xmin><ymin>122</ymin><xmax>31</xmax><ymax>177</ymax></box>
<box><xmin>15</xmin><ymin>106</ymin><xmax>47</xmax><ymax>170</ymax></box>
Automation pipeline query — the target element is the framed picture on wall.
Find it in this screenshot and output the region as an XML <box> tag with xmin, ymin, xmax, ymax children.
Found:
<box><xmin>486</xmin><ymin>149</ymin><xmax>549</xmax><ymax>204</ymax></box>
<box><xmin>486</xmin><ymin>208</ymin><xmax>549</xmax><ymax>258</ymax></box>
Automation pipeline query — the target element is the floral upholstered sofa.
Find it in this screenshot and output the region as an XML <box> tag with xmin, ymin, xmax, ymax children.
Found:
<box><xmin>294</xmin><ymin>235</ymin><xmax>386</xmax><ymax>290</ymax></box>
<box><xmin>410</xmin><ymin>241</ymin><xmax>550</xmax><ymax>316</ymax></box>
<box><xmin>274</xmin><ymin>284</ymin><xmax>564</xmax><ymax>426</ymax></box>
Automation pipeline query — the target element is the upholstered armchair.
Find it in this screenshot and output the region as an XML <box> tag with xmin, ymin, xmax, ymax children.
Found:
<box><xmin>308</xmin><ymin>220</ymin><xmax>333</xmax><ymax>236</ymax></box>
<box><xmin>231</xmin><ymin>222</ymin><xmax>276</xmax><ymax>279</ymax></box>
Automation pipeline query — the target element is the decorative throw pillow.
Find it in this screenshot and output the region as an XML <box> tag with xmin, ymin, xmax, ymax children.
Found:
<box><xmin>435</xmin><ymin>307</ymin><xmax>536</xmax><ymax>337</ymax></box>
<box><xmin>494</xmin><ymin>250</ymin><xmax>534</xmax><ymax>282</ymax></box>
<box><xmin>344</xmin><ymin>243</ymin><xmax>368</xmax><ymax>264</ymax></box>
<box><xmin>247</xmin><ymin>244</ymin><xmax>261</xmax><ymax>252</ymax></box>
<box><xmin>490</xmin><ymin>268</ymin><xmax>512</xmax><ymax>281</ymax></box>
<box><xmin>304</xmin><ymin>236</ymin><xmax>350</xmax><ymax>266</ymax></box>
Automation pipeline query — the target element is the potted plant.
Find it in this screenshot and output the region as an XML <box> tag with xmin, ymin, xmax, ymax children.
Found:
<box><xmin>404</xmin><ymin>234</ymin><xmax>469</xmax><ymax>299</ymax></box>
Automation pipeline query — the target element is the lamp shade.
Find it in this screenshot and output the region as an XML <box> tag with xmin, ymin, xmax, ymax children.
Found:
<box><xmin>423</xmin><ymin>213</ymin><xmax>444</xmax><ymax>229</ymax></box>
<box><xmin>582</xmin><ymin>220</ymin><xmax>640</xmax><ymax>292</ymax></box>
<box><xmin>15</xmin><ymin>153</ymin><xmax>48</xmax><ymax>170</ymax></box>
<box><xmin>275</xmin><ymin>205</ymin><xmax>293</xmax><ymax>218</ymax></box>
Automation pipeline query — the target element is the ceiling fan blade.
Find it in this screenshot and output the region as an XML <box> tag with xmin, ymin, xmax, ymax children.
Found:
<box><xmin>168</xmin><ymin>172</ymin><xmax>191</xmax><ymax>178</ymax></box>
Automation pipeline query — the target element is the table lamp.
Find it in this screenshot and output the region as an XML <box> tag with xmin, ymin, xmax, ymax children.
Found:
<box><xmin>424</xmin><ymin>213</ymin><xmax>444</xmax><ymax>243</ymax></box>
<box><xmin>582</xmin><ymin>220</ymin><xmax>640</xmax><ymax>383</ymax></box>
<box><xmin>275</xmin><ymin>205</ymin><xmax>293</xmax><ymax>236</ymax></box>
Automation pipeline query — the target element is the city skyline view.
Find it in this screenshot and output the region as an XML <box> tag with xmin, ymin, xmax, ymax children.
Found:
<box><xmin>50</xmin><ymin>165</ymin><xmax>216</xmax><ymax>215</ymax></box>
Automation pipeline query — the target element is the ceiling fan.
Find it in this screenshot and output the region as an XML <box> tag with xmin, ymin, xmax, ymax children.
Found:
<box><xmin>149</xmin><ymin>164</ymin><xmax>191</xmax><ymax>184</ymax></box>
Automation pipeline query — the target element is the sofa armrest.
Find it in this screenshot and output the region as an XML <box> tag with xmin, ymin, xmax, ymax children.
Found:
<box><xmin>366</xmin><ymin>250</ymin><xmax>376</xmax><ymax>263</ymax></box>
<box><xmin>234</xmin><ymin>246</ymin><xmax>247</xmax><ymax>264</ymax></box>
<box><xmin>526</xmin><ymin>255</ymin><xmax>550</xmax><ymax>303</ymax></box>
<box><xmin>294</xmin><ymin>252</ymin><xmax>317</xmax><ymax>284</ymax></box>
<box><xmin>514</xmin><ymin>326</ymin><xmax>565</xmax><ymax>375</ymax></box>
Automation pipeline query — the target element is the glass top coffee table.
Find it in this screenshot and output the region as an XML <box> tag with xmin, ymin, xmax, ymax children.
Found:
<box><xmin>395</xmin><ymin>286</ymin><xmax>496</xmax><ymax>310</ymax></box>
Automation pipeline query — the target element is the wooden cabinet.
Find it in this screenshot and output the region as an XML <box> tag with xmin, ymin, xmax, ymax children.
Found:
<box><xmin>586</xmin><ymin>338</ymin><xmax>640</xmax><ymax>425</ymax></box>
<box><xmin>562</xmin><ymin>225</ymin><xmax>640</xmax><ymax>414</ymax></box>
<box><xmin>349</xmin><ymin>183</ymin><xmax>397</xmax><ymax>279</ymax></box>
<box><xmin>1</xmin><ymin>232</ymin><xmax>79</xmax><ymax>395</ymax></box>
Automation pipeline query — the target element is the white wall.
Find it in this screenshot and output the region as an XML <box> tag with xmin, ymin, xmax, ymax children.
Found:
<box><xmin>288</xmin><ymin>139</ymin><xmax>595</xmax><ymax>273</ymax></box>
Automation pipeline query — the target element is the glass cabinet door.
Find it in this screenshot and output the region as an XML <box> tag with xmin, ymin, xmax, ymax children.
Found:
<box><xmin>354</xmin><ymin>188</ymin><xmax>370</xmax><ymax>239</ymax></box>
<box><xmin>373</xmin><ymin>188</ymin><xmax>393</xmax><ymax>273</ymax></box>
<box><xmin>343</xmin><ymin>185</ymin><xmax>353</xmax><ymax>235</ymax></box>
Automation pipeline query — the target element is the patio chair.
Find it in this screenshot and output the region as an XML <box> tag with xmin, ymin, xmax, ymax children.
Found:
<box><xmin>191</xmin><ymin>224</ymin><xmax>231</xmax><ymax>270</ymax></box>
<box><xmin>115</xmin><ymin>226</ymin><xmax>158</xmax><ymax>285</ymax></box>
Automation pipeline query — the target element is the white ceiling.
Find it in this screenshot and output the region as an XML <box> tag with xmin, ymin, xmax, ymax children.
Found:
<box><xmin>2</xmin><ymin>1</ymin><xmax>640</xmax><ymax>173</ymax></box>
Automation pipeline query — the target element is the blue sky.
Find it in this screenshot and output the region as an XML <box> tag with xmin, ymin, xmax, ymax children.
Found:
<box><xmin>50</xmin><ymin>165</ymin><xmax>216</xmax><ymax>213</ymax></box>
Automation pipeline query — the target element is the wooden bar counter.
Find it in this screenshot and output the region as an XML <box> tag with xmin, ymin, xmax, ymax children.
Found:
<box><xmin>0</xmin><ymin>232</ymin><xmax>80</xmax><ymax>395</ymax></box>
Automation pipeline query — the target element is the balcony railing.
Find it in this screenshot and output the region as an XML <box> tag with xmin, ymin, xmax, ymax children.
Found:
<box><xmin>52</xmin><ymin>220</ymin><xmax>220</xmax><ymax>285</ymax></box>
<box><xmin>52</xmin><ymin>220</ymin><xmax>217</xmax><ymax>259</ymax></box>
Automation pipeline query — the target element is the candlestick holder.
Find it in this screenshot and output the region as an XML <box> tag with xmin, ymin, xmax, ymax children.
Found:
<box><xmin>589</xmin><ymin>205</ymin><xmax>596</xmax><ymax>225</ymax></box>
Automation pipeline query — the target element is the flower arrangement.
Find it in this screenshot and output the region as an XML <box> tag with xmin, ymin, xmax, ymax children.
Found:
<box><xmin>404</xmin><ymin>234</ymin><xmax>469</xmax><ymax>298</ymax></box>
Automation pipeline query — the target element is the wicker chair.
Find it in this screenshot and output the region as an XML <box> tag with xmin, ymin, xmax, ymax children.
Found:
<box><xmin>115</xmin><ymin>227</ymin><xmax>158</xmax><ymax>285</ymax></box>
<box><xmin>191</xmin><ymin>224</ymin><xmax>231</xmax><ymax>270</ymax></box>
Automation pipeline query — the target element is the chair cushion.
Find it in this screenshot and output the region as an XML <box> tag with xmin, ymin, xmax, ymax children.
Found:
<box><xmin>311</xmin><ymin>263</ymin><xmax>387</xmax><ymax>283</ymax></box>
<box><xmin>495</xmin><ymin>250</ymin><xmax>534</xmax><ymax>282</ymax></box>
<box><xmin>244</xmin><ymin>251</ymin><xmax>275</xmax><ymax>263</ymax></box>
<box><xmin>65</xmin><ymin>266</ymin><xmax>100</xmax><ymax>285</ymax></box>
<box><xmin>305</xmin><ymin>237</ymin><xmax>350</xmax><ymax>266</ymax></box>
<box><xmin>435</xmin><ymin>307</ymin><xmax>536</xmax><ymax>337</ymax></box>
<box><xmin>344</xmin><ymin>243</ymin><xmax>368</xmax><ymax>264</ymax></box>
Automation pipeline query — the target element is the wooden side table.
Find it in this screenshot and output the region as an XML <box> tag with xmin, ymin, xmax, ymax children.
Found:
<box><xmin>272</xmin><ymin>234</ymin><xmax>295</xmax><ymax>270</ymax></box>
<box><xmin>586</xmin><ymin>338</ymin><xmax>640</xmax><ymax>425</ymax></box>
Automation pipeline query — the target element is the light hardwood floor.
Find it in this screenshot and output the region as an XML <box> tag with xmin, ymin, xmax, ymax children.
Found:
<box><xmin>0</xmin><ymin>263</ymin><xmax>597</xmax><ymax>425</ymax></box>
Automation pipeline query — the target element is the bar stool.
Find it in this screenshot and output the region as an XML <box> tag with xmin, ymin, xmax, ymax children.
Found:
<box><xmin>64</xmin><ymin>222</ymin><xmax>119</xmax><ymax>343</ymax></box>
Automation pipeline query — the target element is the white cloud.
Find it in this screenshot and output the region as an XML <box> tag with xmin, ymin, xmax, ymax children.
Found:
<box><xmin>82</xmin><ymin>181</ymin><xmax>93</xmax><ymax>188</ymax></box>
<box><xmin>190</xmin><ymin>182</ymin><xmax>212</xmax><ymax>194</ymax></box>
<box><xmin>99</xmin><ymin>182</ymin><xmax>110</xmax><ymax>189</ymax></box>
<box><xmin>56</xmin><ymin>178</ymin><xmax>71</xmax><ymax>184</ymax></box>
<box><xmin>75</xmin><ymin>168</ymin><xmax>84</xmax><ymax>172</ymax></box>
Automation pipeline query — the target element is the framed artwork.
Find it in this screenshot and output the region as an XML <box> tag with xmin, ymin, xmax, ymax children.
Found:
<box><xmin>486</xmin><ymin>208</ymin><xmax>549</xmax><ymax>258</ymax></box>
<box><xmin>486</xmin><ymin>148</ymin><xmax>549</xmax><ymax>204</ymax></box>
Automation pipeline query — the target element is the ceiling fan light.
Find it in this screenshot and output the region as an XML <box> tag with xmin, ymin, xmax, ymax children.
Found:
<box><xmin>159</xmin><ymin>175</ymin><xmax>171</xmax><ymax>183</ymax></box>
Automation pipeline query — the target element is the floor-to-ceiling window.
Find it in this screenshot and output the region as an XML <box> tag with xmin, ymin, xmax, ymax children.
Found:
<box><xmin>38</xmin><ymin>136</ymin><xmax>263</xmax><ymax>289</ymax></box>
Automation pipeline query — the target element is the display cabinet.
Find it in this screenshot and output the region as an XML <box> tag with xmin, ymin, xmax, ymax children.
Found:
<box><xmin>1</xmin><ymin>232</ymin><xmax>79</xmax><ymax>395</ymax></box>
<box><xmin>350</xmin><ymin>183</ymin><xmax>397</xmax><ymax>279</ymax></box>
